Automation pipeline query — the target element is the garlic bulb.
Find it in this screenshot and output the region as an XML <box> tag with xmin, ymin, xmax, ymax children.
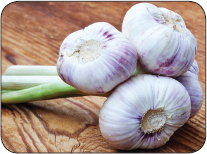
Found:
<box><xmin>122</xmin><ymin>3</ymin><xmax>197</xmax><ymax>77</ymax></box>
<box><xmin>176</xmin><ymin>60</ymin><xmax>203</xmax><ymax>117</ymax></box>
<box><xmin>99</xmin><ymin>74</ymin><xmax>191</xmax><ymax>150</ymax></box>
<box><xmin>57</xmin><ymin>22</ymin><xmax>137</xmax><ymax>94</ymax></box>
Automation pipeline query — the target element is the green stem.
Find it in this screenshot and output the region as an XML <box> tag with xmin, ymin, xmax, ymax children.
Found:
<box><xmin>2</xmin><ymin>75</ymin><xmax>62</xmax><ymax>90</ymax></box>
<box><xmin>1</xmin><ymin>82</ymin><xmax>110</xmax><ymax>104</ymax></box>
<box><xmin>4</xmin><ymin>65</ymin><xmax>58</xmax><ymax>76</ymax></box>
<box><xmin>2</xmin><ymin>64</ymin><xmax>143</xmax><ymax>104</ymax></box>
<box><xmin>1</xmin><ymin>90</ymin><xmax>17</xmax><ymax>93</ymax></box>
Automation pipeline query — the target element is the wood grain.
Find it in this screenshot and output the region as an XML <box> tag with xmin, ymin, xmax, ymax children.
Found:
<box><xmin>1</xmin><ymin>2</ymin><xmax>205</xmax><ymax>153</ymax></box>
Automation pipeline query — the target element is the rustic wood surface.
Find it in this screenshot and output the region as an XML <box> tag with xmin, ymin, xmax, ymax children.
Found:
<box><xmin>1</xmin><ymin>1</ymin><xmax>205</xmax><ymax>153</ymax></box>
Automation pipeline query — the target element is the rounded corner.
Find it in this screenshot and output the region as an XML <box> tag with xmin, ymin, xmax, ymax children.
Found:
<box><xmin>189</xmin><ymin>1</ymin><xmax>206</xmax><ymax>17</ymax></box>
<box><xmin>0</xmin><ymin>137</ymin><xmax>16</xmax><ymax>154</ymax></box>
<box><xmin>1</xmin><ymin>1</ymin><xmax>19</xmax><ymax>17</ymax></box>
<box><xmin>191</xmin><ymin>136</ymin><xmax>207</xmax><ymax>154</ymax></box>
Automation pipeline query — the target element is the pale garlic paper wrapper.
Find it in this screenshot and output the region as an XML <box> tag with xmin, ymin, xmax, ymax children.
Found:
<box><xmin>99</xmin><ymin>75</ymin><xmax>191</xmax><ymax>150</ymax></box>
<box><xmin>122</xmin><ymin>3</ymin><xmax>197</xmax><ymax>77</ymax></box>
<box><xmin>57</xmin><ymin>22</ymin><xmax>137</xmax><ymax>94</ymax></box>
<box><xmin>176</xmin><ymin>60</ymin><xmax>203</xmax><ymax>117</ymax></box>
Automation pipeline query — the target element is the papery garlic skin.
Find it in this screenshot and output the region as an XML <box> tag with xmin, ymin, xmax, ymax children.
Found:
<box><xmin>122</xmin><ymin>3</ymin><xmax>197</xmax><ymax>77</ymax></box>
<box><xmin>57</xmin><ymin>22</ymin><xmax>137</xmax><ymax>94</ymax></box>
<box><xmin>99</xmin><ymin>74</ymin><xmax>191</xmax><ymax>150</ymax></box>
<box><xmin>176</xmin><ymin>60</ymin><xmax>203</xmax><ymax>117</ymax></box>
<box><xmin>187</xmin><ymin>60</ymin><xmax>199</xmax><ymax>75</ymax></box>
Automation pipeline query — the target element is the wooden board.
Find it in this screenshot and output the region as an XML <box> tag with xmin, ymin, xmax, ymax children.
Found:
<box><xmin>1</xmin><ymin>2</ymin><xmax>205</xmax><ymax>153</ymax></box>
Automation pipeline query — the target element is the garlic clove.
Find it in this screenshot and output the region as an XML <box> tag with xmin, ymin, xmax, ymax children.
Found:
<box><xmin>187</xmin><ymin>59</ymin><xmax>199</xmax><ymax>75</ymax></box>
<box><xmin>57</xmin><ymin>22</ymin><xmax>137</xmax><ymax>94</ymax></box>
<box><xmin>176</xmin><ymin>60</ymin><xmax>203</xmax><ymax>117</ymax></box>
<box><xmin>122</xmin><ymin>3</ymin><xmax>197</xmax><ymax>77</ymax></box>
<box><xmin>99</xmin><ymin>74</ymin><xmax>191</xmax><ymax>150</ymax></box>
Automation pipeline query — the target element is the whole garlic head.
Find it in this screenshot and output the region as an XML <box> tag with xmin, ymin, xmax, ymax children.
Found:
<box><xmin>57</xmin><ymin>22</ymin><xmax>137</xmax><ymax>94</ymax></box>
<box><xmin>122</xmin><ymin>3</ymin><xmax>197</xmax><ymax>77</ymax></box>
<box><xmin>99</xmin><ymin>74</ymin><xmax>191</xmax><ymax>150</ymax></box>
<box><xmin>176</xmin><ymin>60</ymin><xmax>203</xmax><ymax>117</ymax></box>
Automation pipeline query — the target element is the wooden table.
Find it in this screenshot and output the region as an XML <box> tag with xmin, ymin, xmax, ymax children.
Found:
<box><xmin>1</xmin><ymin>2</ymin><xmax>205</xmax><ymax>153</ymax></box>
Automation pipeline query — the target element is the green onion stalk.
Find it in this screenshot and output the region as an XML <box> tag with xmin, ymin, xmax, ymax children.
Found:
<box><xmin>1</xmin><ymin>65</ymin><xmax>141</xmax><ymax>104</ymax></box>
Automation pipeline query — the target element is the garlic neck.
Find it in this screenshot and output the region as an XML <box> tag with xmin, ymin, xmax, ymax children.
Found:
<box><xmin>162</xmin><ymin>11</ymin><xmax>186</xmax><ymax>34</ymax></box>
<box><xmin>75</xmin><ymin>39</ymin><xmax>102</xmax><ymax>64</ymax></box>
<box><xmin>141</xmin><ymin>108</ymin><xmax>166</xmax><ymax>134</ymax></box>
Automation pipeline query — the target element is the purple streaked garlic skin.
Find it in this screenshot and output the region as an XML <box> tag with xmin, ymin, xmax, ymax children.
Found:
<box><xmin>122</xmin><ymin>3</ymin><xmax>197</xmax><ymax>77</ymax></box>
<box><xmin>57</xmin><ymin>22</ymin><xmax>137</xmax><ymax>94</ymax></box>
<box><xmin>99</xmin><ymin>74</ymin><xmax>191</xmax><ymax>150</ymax></box>
<box><xmin>176</xmin><ymin>60</ymin><xmax>203</xmax><ymax>117</ymax></box>
<box><xmin>187</xmin><ymin>59</ymin><xmax>199</xmax><ymax>75</ymax></box>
